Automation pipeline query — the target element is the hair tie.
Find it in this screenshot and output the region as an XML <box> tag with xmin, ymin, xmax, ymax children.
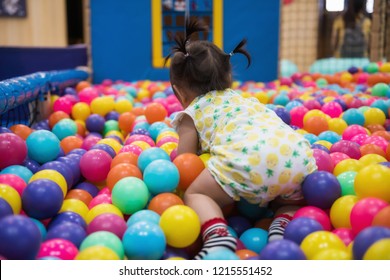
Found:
<box><xmin>184</xmin><ymin>53</ymin><xmax>189</xmax><ymax>57</ymax></box>
<box><xmin>229</xmin><ymin>51</ymin><xmax>234</xmax><ymax>57</ymax></box>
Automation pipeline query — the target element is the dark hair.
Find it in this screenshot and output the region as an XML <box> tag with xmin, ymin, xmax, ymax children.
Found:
<box><xmin>166</xmin><ymin>18</ymin><xmax>251</xmax><ymax>97</ymax></box>
<box><xmin>343</xmin><ymin>0</ymin><xmax>366</xmax><ymax>28</ymax></box>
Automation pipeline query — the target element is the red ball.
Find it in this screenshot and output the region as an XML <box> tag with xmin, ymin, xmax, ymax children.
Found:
<box><xmin>0</xmin><ymin>133</ymin><xmax>27</xmax><ymax>169</ymax></box>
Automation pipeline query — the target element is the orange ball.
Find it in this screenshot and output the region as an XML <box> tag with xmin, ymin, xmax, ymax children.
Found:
<box><xmin>303</xmin><ymin>116</ymin><xmax>329</xmax><ymax>135</ymax></box>
<box><xmin>360</xmin><ymin>144</ymin><xmax>387</xmax><ymax>157</ymax></box>
<box><xmin>76</xmin><ymin>81</ymin><xmax>91</xmax><ymax>92</ymax></box>
<box><xmin>372</xmin><ymin>130</ymin><xmax>390</xmax><ymax>141</ymax></box>
<box><xmin>65</xmin><ymin>189</ymin><xmax>93</xmax><ymax>206</ymax></box>
<box><xmin>111</xmin><ymin>152</ymin><xmax>139</xmax><ymax>168</ymax></box>
<box><xmin>118</xmin><ymin>112</ymin><xmax>136</xmax><ymax>133</ymax></box>
<box><xmin>365</xmin><ymin>124</ymin><xmax>385</xmax><ymax>133</ymax></box>
<box><xmin>372</xmin><ymin>205</ymin><xmax>390</xmax><ymax>228</ymax></box>
<box><xmin>131</xmin><ymin>107</ymin><xmax>145</xmax><ymax>117</ymax></box>
<box><xmin>60</xmin><ymin>136</ymin><xmax>83</xmax><ymax>155</ymax></box>
<box><xmin>147</xmin><ymin>193</ymin><xmax>184</xmax><ymax>215</ymax></box>
<box><xmin>236</xmin><ymin>249</ymin><xmax>258</xmax><ymax>260</ymax></box>
<box><xmin>75</xmin><ymin>120</ymin><xmax>86</xmax><ymax>137</ymax></box>
<box><xmin>9</xmin><ymin>124</ymin><xmax>33</xmax><ymax>140</ymax></box>
<box><xmin>144</xmin><ymin>103</ymin><xmax>167</xmax><ymax>124</ymax></box>
<box><xmin>48</xmin><ymin>111</ymin><xmax>70</xmax><ymax>128</ymax></box>
<box><xmin>106</xmin><ymin>163</ymin><xmax>142</xmax><ymax>191</ymax></box>
<box><xmin>173</xmin><ymin>153</ymin><xmax>205</xmax><ymax>191</ymax></box>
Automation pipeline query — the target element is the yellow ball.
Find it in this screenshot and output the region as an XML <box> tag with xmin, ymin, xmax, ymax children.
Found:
<box><xmin>303</xmin><ymin>109</ymin><xmax>326</xmax><ymax>124</ymax></box>
<box><xmin>166</xmin><ymin>256</ymin><xmax>186</xmax><ymax>260</ymax></box>
<box><xmin>159</xmin><ymin>205</ymin><xmax>200</xmax><ymax>248</ymax></box>
<box><xmin>90</xmin><ymin>96</ymin><xmax>115</xmax><ymax>116</ymax></box>
<box><xmin>75</xmin><ymin>246</ymin><xmax>120</xmax><ymax>260</ymax></box>
<box><xmin>330</xmin><ymin>195</ymin><xmax>359</xmax><ymax>228</ymax></box>
<box><xmin>323</xmin><ymin>96</ymin><xmax>335</xmax><ymax>103</ymax></box>
<box><xmin>86</xmin><ymin>203</ymin><xmax>123</xmax><ymax>224</ymax></box>
<box><xmin>333</xmin><ymin>159</ymin><xmax>364</xmax><ymax>177</ymax></box>
<box><xmin>359</xmin><ymin>154</ymin><xmax>387</xmax><ymax>166</ymax></box>
<box><xmin>354</xmin><ymin>164</ymin><xmax>390</xmax><ymax>202</ymax></box>
<box><xmin>137</xmin><ymin>89</ymin><xmax>150</xmax><ymax>100</ymax></box>
<box><xmin>105</xmin><ymin>130</ymin><xmax>125</xmax><ymax>142</ymax></box>
<box><xmin>254</xmin><ymin>92</ymin><xmax>269</xmax><ymax>104</ymax></box>
<box><xmin>98</xmin><ymin>138</ymin><xmax>122</xmax><ymax>154</ymax></box>
<box><xmin>328</xmin><ymin>118</ymin><xmax>348</xmax><ymax>135</ymax></box>
<box><xmin>314</xmin><ymin>140</ymin><xmax>332</xmax><ymax>150</ymax></box>
<box><xmin>363</xmin><ymin>239</ymin><xmax>390</xmax><ymax>260</ymax></box>
<box><xmin>156</xmin><ymin>131</ymin><xmax>179</xmax><ymax>143</ymax></box>
<box><xmin>241</xmin><ymin>91</ymin><xmax>252</xmax><ymax>98</ymax></box>
<box><xmin>30</xmin><ymin>169</ymin><xmax>67</xmax><ymax>197</ymax></box>
<box><xmin>71</xmin><ymin>102</ymin><xmax>91</xmax><ymax>121</ymax></box>
<box><xmin>341</xmin><ymin>72</ymin><xmax>353</xmax><ymax>83</ymax></box>
<box><xmin>159</xmin><ymin>142</ymin><xmax>178</xmax><ymax>155</ymax></box>
<box><xmin>131</xmin><ymin>140</ymin><xmax>151</xmax><ymax>151</ymax></box>
<box><xmin>379</xmin><ymin>62</ymin><xmax>390</xmax><ymax>73</ymax></box>
<box><xmin>300</xmin><ymin>231</ymin><xmax>347</xmax><ymax>260</ymax></box>
<box><xmin>0</xmin><ymin>183</ymin><xmax>21</xmax><ymax>214</ymax></box>
<box><xmin>312</xmin><ymin>248</ymin><xmax>352</xmax><ymax>260</ymax></box>
<box><xmin>115</xmin><ymin>99</ymin><xmax>133</xmax><ymax>114</ymax></box>
<box><xmin>363</xmin><ymin>108</ymin><xmax>386</xmax><ymax>126</ymax></box>
<box><xmin>60</xmin><ymin>199</ymin><xmax>89</xmax><ymax>221</ymax></box>
<box><xmin>199</xmin><ymin>153</ymin><xmax>211</xmax><ymax>167</ymax></box>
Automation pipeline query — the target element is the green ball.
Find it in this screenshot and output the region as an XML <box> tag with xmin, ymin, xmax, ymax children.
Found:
<box><xmin>112</xmin><ymin>177</ymin><xmax>149</xmax><ymax>215</ymax></box>
<box><xmin>79</xmin><ymin>231</ymin><xmax>124</xmax><ymax>259</ymax></box>
<box><xmin>367</xmin><ymin>62</ymin><xmax>379</xmax><ymax>74</ymax></box>
<box><xmin>337</xmin><ymin>171</ymin><xmax>357</xmax><ymax>196</ymax></box>
<box><xmin>316</xmin><ymin>78</ymin><xmax>328</xmax><ymax>88</ymax></box>
<box><xmin>372</xmin><ymin>83</ymin><xmax>390</xmax><ymax>97</ymax></box>
<box><xmin>103</xmin><ymin>120</ymin><xmax>119</xmax><ymax>136</ymax></box>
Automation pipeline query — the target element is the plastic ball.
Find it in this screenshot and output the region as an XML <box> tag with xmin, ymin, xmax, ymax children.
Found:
<box><xmin>372</xmin><ymin>205</ymin><xmax>390</xmax><ymax>228</ymax></box>
<box><xmin>10</xmin><ymin>124</ymin><xmax>33</xmax><ymax>140</ymax></box>
<box><xmin>0</xmin><ymin>197</ymin><xmax>13</xmax><ymax>219</ymax></box>
<box><xmin>360</xmin><ymin>143</ymin><xmax>386</xmax><ymax>157</ymax></box>
<box><xmin>74</xmin><ymin>181</ymin><xmax>99</xmax><ymax>198</ymax></box>
<box><xmin>330</xmin><ymin>140</ymin><xmax>361</xmax><ymax>160</ymax></box>
<box><xmin>321</xmin><ymin>102</ymin><xmax>343</xmax><ymax>118</ymax></box>
<box><xmin>312</xmin><ymin>248</ymin><xmax>351</xmax><ymax>260</ymax></box>
<box><xmin>127</xmin><ymin>209</ymin><xmax>160</xmax><ymax>227</ymax></box>
<box><xmin>302</xmin><ymin>171</ymin><xmax>341</xmax><ymax>209</ymax></box>
<box><xmin>80</xmin><ymin>231</ymin><xmax>124</xmax><ymax>259</ymax></box>
<box><xmin>336</xmin><ymin>171</ymin><xmax>357</xmax><ymax>196</ymax></box>
<box><xmin>53</xmin><ymin>97</ymin><xmax>73</xmax><ymax>115</ymax></box>
<box><xmin>23</xmin><ymin>158</ymin><xmax>41</xmax><ymax>174</ymax></box>
<box><xmin>159</xmin><ymin>205</ymin><xmax>200</xmax><ymax>248</ymax></box>
<box><xmin>0</xmin><ymin>165</ymin><xmax>33</xmax><ymax>184</ymax></box>
<box><xmin>354</xmin><ymin>164</ymin><xmax>390</xmax><ymax>202</ymax></box>
<box><xmin>52</xmin><ymin>119</ymin><xmax>77</xmax><ymax>140</ymax></box>
<box><xmin>86</xmin><ymin>203</ymin><xmax>123</xmax><ymax>224</ymax></box>
<box><xmin>106</xmin><ymin>163</ymin><xmax>142</xmax><ymax>191</ymax></box>
<box><xmin>363</xmin><ymin>238</ymin><xmax>390</xmax><ymax>260</ymax></box>
<box><xmin>90</xmin><ymin>96</ymin><xmax>115</xmax><ymax>116</ymax></box>
<box><xmin>59</xmin><ymin>199</ymin><xmax>89</xmax><ymax>221</ymax></box>
<box><xmin>353</xmin><ymin>226</ymin><xmax>390</xmax><ymax>259</ymax></box>
<box><xmin>145</xmin><ymin>102</ymin><xmax>168</xmax><ymax>124</ymax></box>
<box><xmin>0</xmin><ymin>183</ymin><xmax>21</xmax><ymax>214</ymax></box>
<box><xmin>330</xmin><ymin>195</ymin><xmax>359</xmax><ymax>229</ymax></box>
<box><xmin>111</xmin><ymin>177</ymin><xmax>149</xmax><ymax>215</ymax></box>
<box><xmin>0</xmin><ymin>215</ymin><xmax>41</xmax><ymax>259</ymax></box>
<box><xmin>239</xmin><ymin>228</ymin><xmax>268</xmax><ymax>254</ymax></box>
<box><xmin>85</xmin><ymin>114</ymin><xmax>105</xmax><ymax>133</ymax></box>
<box><xmin>147</xmin><ymin>193</ymin><xmax>184</xmax><ymax>215</ymax></box>
<box><xmin>332</xmin><ymin>228</ymin><xmax>354</xmax><ymax>246</ymax></box>
<box><xmin>30</xmin><ymin>169</ymin><xmax>67</xmax><ymax>197</ymax></box>
<box><xmin>0</xmin><ymin>174</ymin><xmax>26</xmax><ymax>197</ymax></box>
<box><xmin>359</xmin><ymin>154</ymin><xmax>387</xmax><ymax>166</ymax></box>
<box><xmin>46</xmin><ymin>222</ymin><xmax>86</xmax><ymax>248</ymax></box>
<box><xmin>0</xmin><ymin>133</ymin><xmax>27</xmax><ymax>169</ymax></box>
<box><xmin>173</xmin><ymin>153</ymin><xmax>205</xmax><ymax>191</ymax></box>
<box><xmin>111</xmin><ymin>152</ymin><xmax>139</xmax><ymax>168</ymax></box>
<box><xmin>300</xmin><ymin>231</ymin><xmax>347</xmax><ymax>260</ymax></box>
<box><xmin>342</xmin><ymin>124</ymin><xmax>368</xmax><ymax>140</ymax></box>
<box><xmin>318</xmin><ymin>131</ymin><xmax>341</xmax><ymax>144</ymax></box>
<box><xmin>65</xmin><ymin>189</ymin><xmax>93</xmax><ymax>206</ymax></box>
<box><xmin>372</xmin><ymin>83</ymin><xmax>389</xmax><ymax>97</ymax></box>
<box><xmin>143</xmin><ymin>159</ymin><xmax>179</xmax><ymax>195</ymax></box>
<box><xmin>235</xmin><ymin>249</ymin><xmax>258</xmax><ymax>260</ymax></box>
<box><xmin>350</xmin><ymin>197</ymin><xmax>388</xmax><ymax>235</ymax></box>
<box><xmin>137</xmin><ymin>147</ymin><xmax>170</xmax><ymax>172</ymax></box>
<box><xmin>364</xmin><ymin>107</ymin><xmax>386</xmax><ymax>126</ymax></box>
<box><xmin>328</xmin><ymin>118</ymin><xmax>348</xmax><ymax>135</ymax></box>
<box><xmin>312</xmin><ymin>149</ymin><xmax>334</xmax><ymax>173</ymax></box>
<box><xmin>259</xmin><ymin>239</ymin><xmax>306</xmax><ymax>260</ymax></box>
<box><xmin>329</xmin><ymin>152</ymin><xmax>350</xmax><ymax>167</ymax></box>
<box><xmin>48</xmin><ymin>211</ymin><xmax>87</xmax><ymax>231</ymax></box>
<box><xmin>284</xmin><ymin>217</ymin><xmax>323</xmax><ymax>244</ymax></box>
<box><xmin>87</xmin><ymin>213</ymin><xmax>127</xmax><ymax>238</ymax></box>
<box><xmin>88</xmin><ymin>194</ymin><xmax>112</xmax><ymax>209</ymax></box>
<box><xmin>79</xmin><ymin>149</ymin><xmax>112</xmax><ymax>182</ymax></box>
<box><xmin>40</xmin><ymin>161</ymin><xmax>74</xmax><ymax>190</ymax></box>
<box><xmin>37</xmin><ymin>238</ymin><xmax>78</xmax><ymax>260</ymax></box>
<box><xmin>293</xmin><ymin>206</ymin><xmax>331</xmax><ymax>231</ymax></box>
<box><xmin>333</xmin><ymin>159</ymin><xmax>364</xmax><ymax>176</ymax></box>
<box><xmin>227</xmin><ymin>215</ymin><xmax>253</xmax><ymax>237</ymax></box>
<box><xmin>341</xmin><ymin>109</ymin><xmax>365</xmax><ymax>126</ymax></box>
<box><xmin>26</xmin><ymin>130</ymin><xmax>60</xmax><ymax>164</ymax></box>
<box><xmin>75</xmin><ymin>246</ymin><xmax>119</xmax><ymax>260</ymax></box>
<box><xmin>303</xmin><ymin>115</ymin><xmax>329</xmax><ymax>135</ymax></box>
<box><xmin>123</xmin><ymin>221</ymin><xmax>166</xmax><ymax>259</ymax></box>
<box><xmin>202</xmin><ymin>248</ymin><xmax>239</xmax><ymax>260</ymax></box>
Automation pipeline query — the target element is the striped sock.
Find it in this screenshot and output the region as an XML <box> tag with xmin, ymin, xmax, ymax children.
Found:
<box><xmin>194</xmin><ymin>218</ymin><xmax>237</xmax><ymax>260</ymax></box>
<box><xmin>268</xmin><ymin>213</ymin><xmax>293</xmax><ymax>242</ymax></box>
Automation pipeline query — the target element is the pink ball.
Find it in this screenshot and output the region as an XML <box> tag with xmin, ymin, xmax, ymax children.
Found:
<box><xmin>119</xmin><ymin>144</ymin><xmax>143</xmax><ymax>156</ymax></box>
<box><xmin>167</xmin><ymin>103</ymin><xmax>183</xmax><ymax>115</ymax></box>
<box><xmin>332</xmin><ymin>228</ymin><xmax>355</xmax><ymax>246</ymax></box>
<box><xmin>153</xmin><ymin>98</ymin><xmax>169</xmax><ymax>110</ymax></box>
<box><xmin>303</xmin><ymin>100</ymin><xmax>322</xmax><ymax>110</ymax></box>
<box><xmin>0</xmin><ymin>174</ymin><xmax>27</xmax><ymax>196</ymax></box>
<box><xmin>363</xmin><ymin>135</ymin><xmax>389</xmax><ymax>152</ymax></box>
<box><xmin>37</xmin><ymin>238</ymin><xmax>78</xmax><ymax>260</ymax></box>
<box><xmin>87</xmin><ymin>213</ymin><xmax>127</xmax><ymax>239</ymax></box>
<box><xmin>329</xmin><ymin>140</ymin><xmax>361</xmax><ymax>159</ymax></box>
<box><xmin>97</xmin><ymin>187</ymin><xmax>111</xmax><ymax>196</ymax></box>
<box><xmin>329</xmin><ymin>152</ymin><xmax>350</xmax><ymax>166</ymax></box>
<box><xmin>63</xmin><ymin>94</ymin><xmax>79</xmax><ymax>105</ymax></box>
<box><xmin>0</xmin><ymin>133</ymin><xmax>27</xmax><ymax>169</ymax></box>
<box><xmin>348</xmin><ymin>98</ymin><xmax>364</xmax><ymax>109</ymax></box>
<box><xmin>79</xmin><ymin>150</ymin><xmax>112</xmax><ymax>182</ymax></box>
<box><xmin>81</xmin><ymin>136</ymin><xmax>101</xmax><ymax>150</ymax></box>
<box><xmin>350</xmin><ymin>133</ymin><xmax>369</xmax><ymax>146</ymax></box>
<box><xmin>350</xmin><ymin>197</ymin><xmax>388</xmax><ymax>236</ymax></box>
<box><xmin>78</xmin><ymin>87</ymin><xmax>99</xmax><ymax>105</ymax></box>
<box><xmin>280</xmin><ymin>77</ymin><xmax>293</xmax><ymax>86</ymax></box>
<box><xmin>293</xmin><ymin>206</ymin><xmax>332</xmax><ymax>231</ymax></box>
<box><xmin>125</xmin><ymin>134</ymin><xmax>155</xmax><ymax>147</ymax></box>
<box><xmin>313</xmin><ymin>148</ymin><xmax>334</xmax><ymax>173</ymax></box>
<box><xmin>157</xmin><ymin>136</ymin><xmax>179</xmax><ymax>147</ymax></box>
<box><xmin>53</xmin><ymin>97</ymin><xmax>73</xmax><ymax>115</ymax></box>
<box><xmin>88</xmin><ymin>194</ymin><xmax>112</xmax><ymax>209</ymax></box>
<box><xmin>170</xmin><ymin>148</ymin><xmax>178</xmax><ymax>161</ymax></box>
<box><xmin>321</xmin><ymin>102</ymin><xmax>343</xmax><ymax>118</ymax></box>
<box><xmin>290</xmin><ymin>106</ymin><xmax>309</xmax><ymax>128</ymax></box>
<box><xmin>356</xmin><ymin>73</ymin><xmax>368</xmax><ymax>84</ymax></box>
<box><xmin>342</xmin><ymin>124</ymin><xmax>367</xmax><ymax>141</ymax></box>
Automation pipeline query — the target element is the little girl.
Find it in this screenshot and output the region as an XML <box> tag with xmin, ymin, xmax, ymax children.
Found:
<box><xmin>168</xmin><ymin>19</ymin><xmax>317</xmax><ymax>259</ymax></box>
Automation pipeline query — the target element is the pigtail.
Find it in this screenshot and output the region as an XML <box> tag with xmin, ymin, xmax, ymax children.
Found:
<box><xmin>185</xmin><ymin>17</ymin><xmax>208</xmax><ymax>41</ymax></box>
<box><xmin>230</xmin><ymin>39</ymin><xmax>251</xmax><ymax>68</ymax></box>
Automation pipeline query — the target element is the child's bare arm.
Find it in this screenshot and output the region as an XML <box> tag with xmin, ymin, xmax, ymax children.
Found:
<box><xmin>176</xmin><ymin>114</ymin><xmax>199</xmax><ymax>155</ymax></box>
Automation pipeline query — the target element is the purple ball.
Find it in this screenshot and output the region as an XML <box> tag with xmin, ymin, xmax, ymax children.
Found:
<box><xmin>0</xmin><ymin>127</ymin><xmax>12</xmax><ymax>133</ymax></box>
<box><xmin>130</xmin><ymin>128</ymin><xmax>151</xmax><ymax>137</ymax></box>
<box><xmin>87</xmin><ymin>213</ymin><xmax>127</xmax><ymax>239</ymax></box>
<box><xmin>74</xmin><ymin>181</ymin><xmax>99</xmax><ymax>198</ymax></box>
<box><xmin>48</xmin><ymin>211</ymin><xmax>87</xmax><ymax>231</ymax></box>
<box><xmin>227</xmin><ymin>216</ymin><xmax>252</xmax><ymax>237</ymax></box>
<box><xmin>353</xmin><ymin>226</ymin><xmax>390</xmax><ymax>260</ymax></box>
<box><xmin>311</xmin><ymin>143</ymin><xmax>330</xmax><ymax>153</ymax></box>
<box><xmin>105</xmin><ymin>111</ymin><xmax>120</xmax><ymax>121</ymax></box>
<box><xmin>86</xmin><ymin>114</ymin><xmax>105</xmax><ymax>133</ymax></box>
<box><xmin>274</xmin><ymin>107</ymin><xmax>291</xmax><ymax>125</ymax></box>
<box><xmin>46</xmin><ymin>222</ymin><xmax>87</xmax><ymax>248</ymax></box>
<box><xmin>162</xmin><ymin>246</ymin><xmax>189</xmax><ymax>260</ymax></box>
<box><xmin>40</xmin><ymin>161</ymin><xmax>74</xmax><ymax>190</ymax></box>
<box><xmin>259</xmin><ymin>239</ymin><xmax>306</xmax><ymax>260</ymax></box>
<box><xmin>68</xmin><ymin>148</ymin><xmax>87</xmax><ymax>156</ymax></box>
<box><xmin>23</xmin><ymin>158</ymin><xmax>41</xmax><ymax>173</ymax></box>
<box><xmin>0</xmin><ymin>197</ymin><xmax>13</xmax><ymax>219</ymax></box>
<box><xmin>90</xmin><ymin>143</ymin><xmax>116</xmax><ymax>158</ymax></box>
<box><xmin>284</xmin><ymin>217</ymin><xmax>323</xmax><ymax>244</ymax></box>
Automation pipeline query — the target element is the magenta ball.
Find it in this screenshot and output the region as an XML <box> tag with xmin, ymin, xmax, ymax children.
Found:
<box><xmin>350</xmin><ymin>134</ymin><xmax>369</xmax><ymax>146</ymax></box>
<box><xmin>88</xmin><ymin>194</ymin><xmax>112</xmax><ymax>209</ymax></box>
<box><xmin>332</xmin><ymin>228</ymin><xmax>354</xmax><ymax>246</ymax></box>
<box><xmin>53</xmin><ymin>97</ymin><xmax>73</xmax><ymax>115</ymax></box>
<box><xmin>342</xmin><ymin>124</ymin><xmax>368</xmax><ymax>141</ymax></box>
<box><xmin>293</xmin><ymin>206</ymin><xmax>332</xmax><ymax>231</ymax></box>
<box><xmin>329</xmin><ymin>140</ymin><xmax>361</xmax><ymax>159</ymax></box>
<box><xmin>156</xmin><ymin>136</ymin><xmax>179</xmax><ymax>147</ymax></box>
<box><xmin>350</xmin><ymin>197</ymin><xmax>388</xmax><ymax>236</ymax></box>
<box><xmin>79</xmin><ymin>150</ymin><xmax>112</xmax><ymax>182</ymax></box>
<box><xmin>0</xmin><ymin>174</ymin><xmax>27</xmax><ymax>196</ymax></box>
<box><xmin>321</xmin><ymin>102</ymin><xmax>343</xmax><ymax>118</ymax></box>
<box><xmin>37</xmin><ymin>238</ymin><xmax>78</xmax><ymax>260</ymax></box>
<box><xmin>78</xmin><ymin>87</ymin><xmax>99</xmax><ymax>104</ymax></box>
<box><xmin>125</xmin><ymin>134</ymin><xmax>155</xmax><ymax>147</ymax></box>
<box><xmin>81</xmin><ymin>136</ymin><xmax>101</xmax><ymax>150</ymax></box>
<box><xmin>329</xmin><ymin>152</ymin><xmax>350</xmax><ymax>166</ymax></box>
<box><xmin>119</xmin><ymin>144</ymin><xmax>143</xmax><ymax>156</ymax></box>
<box><xmin>362</xmin><ymin>136</ymin><xmax>389</xmax><ymax>152</ymax></box>
<box><xmin>0</xmin><ymin>133</ymin><xmax>27</xmax><ymax>169</ymax></box>
<box><xmin>87</xmin><ymin>213</ymin><xmax>127</xmax><ymax>238</ymax></box>
<box><xmin>290</xmin><ymin>106</ymin><xmax>309</xmax><ymax>128</ymax></box>
<box><xmin>312</xmin><ymin>148</ymin><xmax>334</xmax><ymax>172</ymax></box>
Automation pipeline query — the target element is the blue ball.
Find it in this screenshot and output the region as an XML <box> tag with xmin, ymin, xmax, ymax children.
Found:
<box><xmin>122</xmin><ymin>221</ymin><xmax>166</xmax><ymax>260</ymax></box>
<box><xmin>302</xmin><ymin>171</ymin><xmax>341</xmax><ymax>209</ymax></box>
<box><xmin>57</xmin><ymin>155</ymin><xmax>81</xmax><ymax>184</ymax></box>
<box><xmin>74</xmin><ymin>181</ymin><xmax>99</xmax><ymax>198</ymax></box>
<box><xmin>303</xmin><ymin>133</ymin><xmax>319</xmax><ymax>145</ymax></box>
<box><xmin>353</xmin><ymin>226</ymin><xmax>390</xmax><ymax>260</ymax></box>
<box><xmin>133</xmin><ymin>121</ymin><xmax>150</xmax><ymax>132</ymax></box>
<box><xmin>239</xmin><ymin>228</ymin><xmax>268</xmax><ymax>254</ymax></box>
<box><xmin>68</xmin><ymin>148</ymin><xmax>87</xmax><ymax>156</ymax></box>
<box><xmin>371</xmin><ymin>99</ymin><xmax>389</xmax><ymax>117</ymax></box>
<box><xmin>284</xmin><ymin>217</ymin><xmax>323</xmax><ymax>244</ymax></box>
<box><xmin>0</xmin><ymin>127</ymin><xmax>12</xmax><ymax>133</ymax></box>
<box><xmin>259</xmin><ymin>239</ymin><xmax>306</xmax><ymax>260</ymax></box>
<box><xmin>273</xmin><ymin>94</ymin><xmax>290</xmax><ymax>106</ymax></box>
<box><xmin>126</xmin><ymin>209</ymin><xmax>160</xmax><ymax>227</ymax></box>
<box><xmin>0</xmin><ymin>215</ymin><xmax>41</xmax><ymax>259</ymax></box>
<box><xmin>52</xmin><ymin>119</ymin><xmax>77</xmax><ymax>140</ymax></box>
<box><xmin>85</xmin><ymin>114</ymin><xmax>105</xmax><ymax>133</ymax></box>
<box><xmin>274</xmin><ymin>107</ymin><xmax>291</xmax><ymax>125</ymax></box>
<box><xmin>40</xmin><ymin>161</ymin><xmax>75</xmax><ymax>190</ymax></box>
<box><xmin>148</xmin><ymin>122</ymin><xmax>169</xmax><ymax>141</ymax></box>
<box><xmin>90</xmin><ymin>143</ymin><xmax>116</xmax><ymax>158</ymax></box>
<box><xmin>318</xmin><ymin>131</ymin><xmax>341</xmax><ymax>144</ymax></box>
<box><xmin>342</xmin><ymin>108</ymin><xmax>365</xmax><ymax>126</ymax></box>
<box><xmin>227</xmin><ymin>216</ymin><xmax>252</xmax><ymax>237</ymax></box>
<box><xmin>26</xmin><ymin>130</ymin><xmax>60</xmax><ymax>164</ymax></box>
<box><xmin>227</xmin><ymin>226</ymin><xmax>238</xmax><ymax>238</ymax></box>
<box><xmin>0</xmin><ymin>197</ymin><xmax>13</xmax><ymax>219</ymax></box>
<box><xmin>285</xmin><ymin>100</ymin><xmax>303</xmax><ymax>112</ymax></box>
<box><xmin>203</xmin><ymin>248</ymin><xmax>239</xmax><ymax>260</ymax></box>
<box><xmin>46</xmin><ymin>222</ymin><xmax>87</xmax><ymax>248</ymax></box>
<box><xmin>137</xmin><ymin>147</ymin><xmax>170</xmax><ymax>172</ymax></box>
<box><xmin>0</xmin><ymin>165</ymin><xmax>33</xmax><ymax>183</ymax></box>
<box><xmin>22</xmin><ymin>179</ymin><xmax>64</xmax><ymax>220</ymax></box>
<box><xmin>22</xmin><ymin>158</ymin><xmax>41</xmax><ymax>173</ymax></box>
<box><xmin>143</xmin><ymin>159</ymin><xmax>179</xmax><ymax>195</ymax></box>
<box><xmin>48</xmin><ymin>211</ymin><xmax>87</xmax><ymax>231</ymax></box>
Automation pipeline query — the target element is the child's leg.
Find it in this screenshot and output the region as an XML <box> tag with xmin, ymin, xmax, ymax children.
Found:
<box><xmin>183</xmin><ymin>169</ymin><xmax>236</xmax><ymax>260</ymax></box>
<box><xmin>268</xmin><ymin>205</ymin><xmax>300</xmax><ymax>242</ymax></box>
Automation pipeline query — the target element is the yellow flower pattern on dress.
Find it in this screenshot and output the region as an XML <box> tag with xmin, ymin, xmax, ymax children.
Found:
<box><xmin>171</xmin><ymin>89</ymin><xmax>317</xmax><ymax>206</ymax></box>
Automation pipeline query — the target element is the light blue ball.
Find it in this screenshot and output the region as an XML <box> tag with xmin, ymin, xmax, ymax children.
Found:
<box><xmin>303</xmin><ymin>133</ymin><xmax>319</xmax><ymax>144</ymax></box>
<box><xmin>52</xmin><ymin>119</ymin><xmax>77</xmax><ymax>140</ymax></box>
<box><xmin>137</xmin><ymin>147</ymin><xmax>170</xmax><ymax>172</ymax></box>
<box><xmin>26</xmin><ymin>130</ymin><xmax>60</xmax><ymax>163</ymax></box>
<box><xmin>148</xmin><ymin>122</ymin><xmax>169</xmax><ymax>141</ymax></box>
<box><xmin>239</xmin><ymin>228</ymin><xmax>268</xmax><ymax>254</ymax></box>
<box><xmin>341</xmin><ymin>108</ymin><xmax>365</xmax><ymax>126</ymax></box>
<box><xmin>126</xmin><ymin>210</ymin><xmax>160</xmax><ymax>227</ymax></box>
<box><xmin>132</xmin><ymin>121</ymin><xmax>150</xmax><ymax>131</ymax></box>
<box><xmin>318</xmin><ymin>131</ymin><xmax>341</xmax><ymax>144</ymax></box>
<box><xmin>143</xmin><ymin>159</ymin><xmax>179</xmax><ymax>195</ymax></box>
<box><xmin>371</xmin><ymin>99</ymin><xmax>389</xmax><ymax>117</ymax></box>
<box><xmin>0</xmin><ymin>165</ymin><xmax>33</xmax><ymax>183</ymax></box>
<box><xmin>203</xmin><ymin>248</ymin><xmax>239</xmax><ymax>260</ymax></box>
<box><xmin>122</xmin><ymin>221</ymin><xmax>166</xmax><ymax>260</ymax></box>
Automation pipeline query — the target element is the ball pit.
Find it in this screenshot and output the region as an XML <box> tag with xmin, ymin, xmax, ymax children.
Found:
<box><xmin>1</xmin><ymin>66</ymin><xmax>390</xmax><ymax>260</ymax></box>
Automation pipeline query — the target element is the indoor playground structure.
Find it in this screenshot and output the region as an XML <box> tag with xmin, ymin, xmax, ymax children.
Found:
<box><xmin>1</xmin><ymin>0</ymin><xmax>390</xmax><ymax>261</ymax></box>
